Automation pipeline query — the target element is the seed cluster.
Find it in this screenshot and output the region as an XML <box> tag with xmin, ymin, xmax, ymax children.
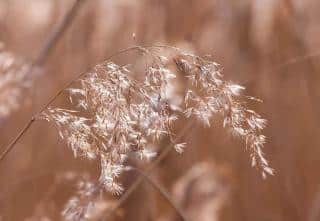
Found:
<box><xmin>38</xmin><ymin>46</ymin><xmax>272</xmax><ymax>220</ymax></box>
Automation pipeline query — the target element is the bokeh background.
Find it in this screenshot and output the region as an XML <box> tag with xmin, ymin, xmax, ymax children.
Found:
<box><xmin>1</xmin><ymin>0</ymin><xmax>320</xmax><ymax>220</ymax></box>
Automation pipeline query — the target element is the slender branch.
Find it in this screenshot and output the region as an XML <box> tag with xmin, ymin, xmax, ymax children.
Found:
<box><xmin>101</xmin><ymin>120</ymin><xmax>195</xmax><ymax>221</ymax></box>
<box><xmin>128</xmin><ymin>166</ymin><xmax>190</xmax><ymax>221</ymax></box>
<box><xmin>0</xmin><ymin>0</ymin><xmax>84</xmax><ymax>162</ymax></box>
<box><xmin>0</xmin><ymin>118</ymin><xmax>35</xmax><ymax>161</ymax></box>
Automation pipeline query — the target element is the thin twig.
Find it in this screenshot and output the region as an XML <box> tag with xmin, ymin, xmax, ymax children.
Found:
<box><xmin>0</xmin><ymin>0</ymin><xmax>85</xmax><ymax>162</ymax></box>
<box><xmin>100</xmin><ymin>120</ymin><xmax>195</xmax><ymax>221</ymax></box>
<box><xmin>128</xmin><ymin>166</ymin><xmax>190</xmax><ymax>221</ymax></box>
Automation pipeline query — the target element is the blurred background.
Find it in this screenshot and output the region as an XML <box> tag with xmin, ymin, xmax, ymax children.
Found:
<box><xmin>1</xmin><ymin>0</ymin><xmax>320</xmax><ymax>220</ymax></box>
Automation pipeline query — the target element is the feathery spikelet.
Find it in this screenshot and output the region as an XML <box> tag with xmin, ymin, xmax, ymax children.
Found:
<box><xmin>175</xmin><ymin>51</ymin><xmax>273</xmax><ymax>177</ymax></box>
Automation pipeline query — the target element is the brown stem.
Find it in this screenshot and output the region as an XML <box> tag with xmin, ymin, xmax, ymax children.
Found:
<box><xmin>100</xmin><ymin>120</ymin><xmax>195</xmax><ymax>221</ymax></box>
<box><xmin>0</xmin><ymin>0</ymin><xmax>85</xmax><ymax>162</ymax></box>
<box><xmin>0</xmin><ymin>117</ymin><xmax>35</xmax><ymax>161</ymax></box>
<box><xmin>128</xmin><ymin>166</ymin><xmax>190</xmax><ymax>221</ymax></box>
